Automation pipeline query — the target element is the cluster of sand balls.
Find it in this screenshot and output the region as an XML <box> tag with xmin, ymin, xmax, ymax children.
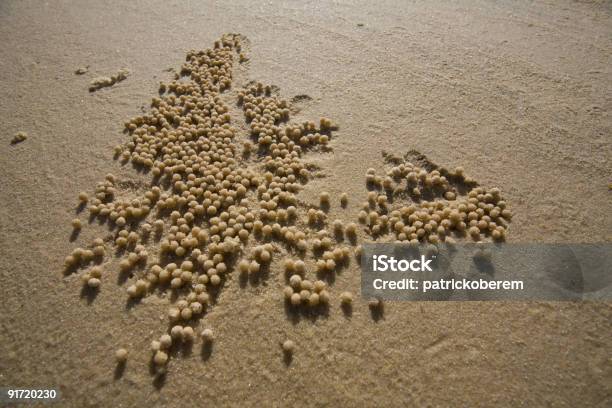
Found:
<box><xmin>64</xmin><ymin>237</ymin><xmax>106</xmax><ymax>272</ymax></box>
<box><xmin>89</xmin><ymin>68</ymin><xmax>129</xmax><ymax>92</ymax></box>
<box><xmin>81</xmin><ymin>265</ymin><xmax>102</xmax><ymax>288</ymax></box>
<box><xmin>64</xmin><ymin>34</ymin><xmax>361</xmax><ymax>374</ymax></box>
<box><xmin>358</xmin><ymin>157</ymin><xmax>511</xmax><ymax>243</ymax></box>
<box><xmin>238</xmin><ymin>82</ymin><xmax>335</xmax><ymax>172</ymax></box>
<box><xmin>315</xmin><ymin>246</ymin><xmax>351</xmax><ymax>273</ymax></box>
<box><xmin>283</xmin><ymin>260</ymin><xmax>331</xmax><ymax>308</ymax></box>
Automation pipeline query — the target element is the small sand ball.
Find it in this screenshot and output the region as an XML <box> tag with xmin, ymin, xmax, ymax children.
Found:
<box><xmin>333</xmin><ymin>219</ymin><xmax>343</xmax><ymax>232</ymax></box>
<box><xmin>170</xmin><ymin>278</ymin><xmax>182</xmax><ymax>289</ymax></box>
<box><xmin>170</xmin><ymin>325</ymin><xmax>184</xmax><ymax>340</ymax></box>
<box><xmin>126</xmin><ymin>284</ymin><xmax>139</xmax><ymax>297</ymax></box>
<box><xmin>340</xmin><ymin>193</ymin><xmax>348</xmax><ymax>207</ymax></box>
<box><xmin>259</xmin><ymin>249</ymin><xmax>271</xmax><ymax>262</ymax></box>
<box><xmin>141</xmin><ymin>223</ymin><xmax>151</xmax><ymax>234</ymax></box>
<box><xmin>153</xmin><ymin>351</ymin><xmax>168</xmax><ymax>366</ymax></box>
<box><xmin>319</xmin><ymin>192</ymin><xmax>330</xmax><ymax>206</ymax></box>
<box><xmin>87</xmin><ymin>278</ymin><xmax>101</xmax><ymax>288</ymax></box>
<box><xmin>78</xmin><ymin>192</ymin><xmax>89</xmax><ymax>203</ymax></box>
<box><xmin>249</xmin><ymin>261</ymin><xmax>260</xmax><ymax>274</ymax></box>
<box><xmin>168</xmin><ymin>308</ymin><xmax>180</xmax><ymax>321</ymax></box>
<box><xmin>238</xmin><ymin>260</ymin><xmax>250</xmax><ymax>274</ymax></box>
<box><xmin>159</xmin><ymin>334</ymin><xmax>172</xmax><ymax>349</ymax></box>
<box><xmin>284</xmin><ymin>259</ymin><xmax>296</xmax><ymax>273</ymax></box>
<box><xmin>282</xmin><ymin>340</ymin><xmax>295</xmax><ymax>353</ymax></box>
<box><xmin>308</xmin><ymin>293</ymin><xmax>320</xmax><ymax>306</ymax></box>
<box><xmin>289</xmin><ymin>274</ymin><xmax>302</xmax><ymax>289</ymax></box>
<box><xmin>290</xmin><ymin>293</ymin><xmax>301</xmax><ymax>306</ymax></box>
<box><xmin>492</xmin><ymin>229</ymin><xmax>503</xmax><ymax>240</ymax></box>
<box><xmin>115</xmin><ymin>348</ymin><xmax>128</xmax><ymax>363</ymax></box>
<box><xmin>89</xmin><ymin>266</ymin><xmax>102</xmax><ymax>278</ymax></box>
<box><xmin>468</xmin><ymin>226</ymin><xmax>481</xmax><ymax>240</ymax></box>
<box><xmin>210</xmin><ymin>274</ymin><xmax>221</xmax><ymax>286</ymax></box>
<box><xmin>314</xmin><ymin>280</ymin><xmax>326</xmax><ymax>292</ymax></box>
<box><xmin>346</xmin><ymin>222</ymin><xmax>357</xmax><ymax>235</ymax></box>
<box><xmin>358</xmin><ymin>211</ymin><xmax>367</xmax><ymax>223</ymax></box>
<box><xmin>300</xmin><ymin>279</ymin><xmax>313</xmax><ymax>291</ymax></box>
<box><xmin>182</xmin><ymin>326</ymin><xmax>195</xmax><ymax>341</ymax></box>
<box><xmin>180</xmin><ymin>307</ymin><xmax>193</xmax><ymax>320</ymax></box>
<box><xmin>72</xmin><ymin>218</ymin><xmax>82</xmax><ymax>229</ymax></box>
<box><xmin>299</xmin><ymin>289</ymin><xmax>310</xmax><ymax>301</ymax></box>
<box><xmin>340</xmin><ymin>291</ymin><xmax>353</xmax><ymax>304</ymax></box>
<box><xmin>201</xmin><ymin>328</ymin><xmax>214</xmax><ymax>342</ymax></box>
<box><xmin>368</xmin><ymin>298</ymin><xmax>382</xmax><ymax>309</ymax></box>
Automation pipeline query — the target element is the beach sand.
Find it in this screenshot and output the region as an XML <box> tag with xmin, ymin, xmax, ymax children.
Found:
<box><xmin>1</xmin><ymin>0</ymin><xmax>611</xmax><ymax>406</ymax></box>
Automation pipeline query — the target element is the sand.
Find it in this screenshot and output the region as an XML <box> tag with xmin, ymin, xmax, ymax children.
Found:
<box><xmin>1</xmin><ymin>0</ymin><xmax>611</xmax><ymax>406</ymax></box>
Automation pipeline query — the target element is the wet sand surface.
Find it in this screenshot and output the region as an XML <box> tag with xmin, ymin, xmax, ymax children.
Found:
<box><xmin>0</xmin><ymin>1</ymin><xmax>611</xmax><ymax>406</ymax></box>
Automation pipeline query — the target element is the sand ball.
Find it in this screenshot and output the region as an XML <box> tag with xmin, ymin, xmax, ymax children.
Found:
<box><xmin>319</xmin><ymin>192</ymin><xmax>330</xmax><ymax>206</ymax></box>
<box><xmin>290</xmin><ymin>293</ymin><xmax>301</xmax><ymax>306</ymax></box>
<box><xmin>282</xmin><ymin>340</ymin><xmax>295</xmax><ymax>353</ymax></box>
<box><xmin>115</xmin><ymin>348</ymin><xmax>128</xmax><ymax>363</ymax></box>
<box><xmin>201</xmin><ymin>328</ymin><xmax>214</xmax><ymax>342</ymax></box>
<box><xmin>182</xmin><ymin>326</ymin><xmax>195</xmax><ymax>341</ymax></box>
<box><xmin>87</xmin><ymin>278</ymin><xmax>101</xmax><ymax>288</ymax></box>
<box><xmin>340</xmin><ymin>291</ymin><xmax>353</xmax><ymax>304</ymax></box>
<box><xmin>340</xmin><ymin>193</ymin><xmax>348</xmax><ymax>207</ymax></box>
<box><xmin>153</xmin><ymin>351</ymin><xmax>168</xmax><ymax>366</ymax></box>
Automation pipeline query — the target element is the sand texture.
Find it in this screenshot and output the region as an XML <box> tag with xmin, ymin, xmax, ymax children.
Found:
<box><xmin>1</xmin><ymin>1</ymin><xmax>611</xmax><ymax>407</ymax></box>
